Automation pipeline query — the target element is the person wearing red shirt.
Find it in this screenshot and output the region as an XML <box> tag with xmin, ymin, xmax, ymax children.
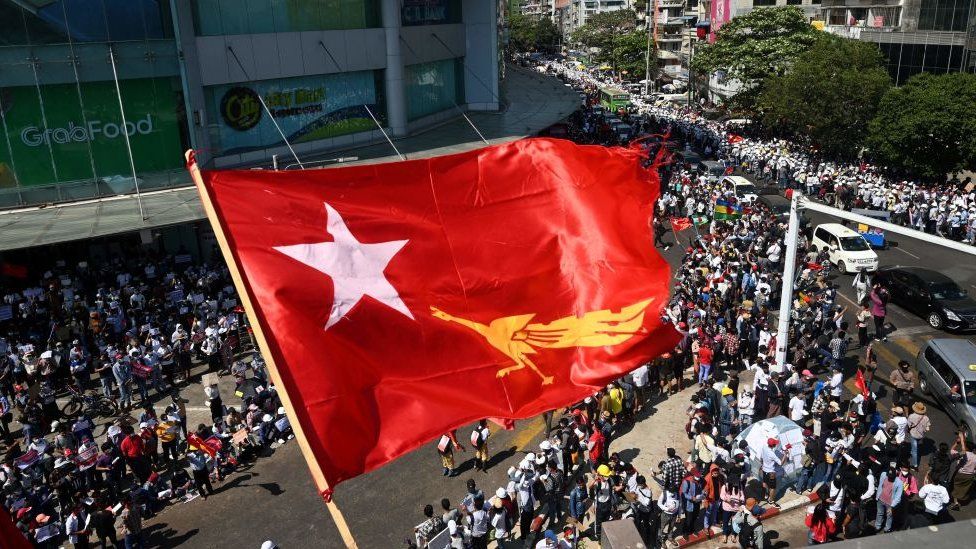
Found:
<box><xmin>698</xmin><ymin>344</ymin><xmax>714</xmax><ymax>387</ymax></box>
<box><xmin>119</xmin><ymin>430</ymin><xmax>151</xmax><ymax>482</ymax></box>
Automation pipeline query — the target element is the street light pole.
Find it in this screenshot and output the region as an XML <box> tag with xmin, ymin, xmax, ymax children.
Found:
<box><xmin>774</xmin><ymin>190</ymin><xmax>802</xmax><ymax>369</ymax></box>
<box><xmin>773</xmin><ymin>192</ymin><xmax>976</xmax><ymax>369</ymax></box>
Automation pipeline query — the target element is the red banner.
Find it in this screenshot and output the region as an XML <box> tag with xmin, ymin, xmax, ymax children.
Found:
<box><xmin>193</xmin><ymin>138</ymin><xmax>679</xmax><ymax>490</ymax></box>
<box><xmin>670</xmin><ymin>217</ymin><xmax>693</xmax><ymax>233</ymax></box>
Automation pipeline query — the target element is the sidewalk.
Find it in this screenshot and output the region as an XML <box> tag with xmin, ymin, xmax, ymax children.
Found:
<box><xmin>609</xmin><ymin>373</ymin><xmax>821</xmax><ymax>548</ymax></box>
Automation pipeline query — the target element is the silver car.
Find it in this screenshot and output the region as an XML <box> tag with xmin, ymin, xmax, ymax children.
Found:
<box><xmin>917</xmin><ymin>338</ymin><xmax>976</xmax><ymax>441</ymax></box>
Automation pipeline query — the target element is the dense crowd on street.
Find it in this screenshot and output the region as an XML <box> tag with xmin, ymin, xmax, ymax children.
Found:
<box><xmin>0</xmin><ymin>251</ymin><xmax>293</xmax><ymax>547</ymax></box>
<box><xmin>407</xmin><ymin>61</ymin><xmax>976</xmax><ymax>549</ymax></box>
<box><xmin>551</xmin><ymin>60</ymin><xmax>976</xmax><ymax>245</ymax></box>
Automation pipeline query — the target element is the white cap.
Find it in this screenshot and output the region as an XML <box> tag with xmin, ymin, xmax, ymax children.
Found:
<box><xmin>277</xmin><ymin>407</ymin><xmax>285</xmax><ymax>415</ymax></box>
<box><xmin>260</xmin><ymin>542</ymin><xmax>278</xmax><ymax>549</ymax></box>
<box><xmin>262</xmin><ymin>414</ymin><xmax>273</xmax><ymax>423</ymax></box>
<box><xmin>539</xmin><ymin>440</ymin><xmax>552</xmax><ymax>451</ymax></box>
<box><xmin>496</xmin><ymin>487</ymin><xmax>507</xmax><ymax>499</ymax></box>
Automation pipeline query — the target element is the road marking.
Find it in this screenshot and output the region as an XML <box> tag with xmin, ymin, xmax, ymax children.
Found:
<box><xmin>893</xmin><ymin>247</ymin><xmax>921</xmax><ymax>259</ymax></box>
<box><xmin>510</xmin><ymin>416</ymin><xmax>546</xmax><ymax>451</ymax></box>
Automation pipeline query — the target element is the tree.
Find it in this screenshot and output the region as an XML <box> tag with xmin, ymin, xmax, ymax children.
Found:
<box><xmin>692</xmin><ymin>7</ymin><xmax>818</xmax><ymax>108</ymax></box>
<box><xmin>613</xmin><ymin>30</ymin><xmax>655</xmax><ymax>81</ymax></box>
<box><xmin>508</xmin><ymin>12</ymin><xmax>560</xmax><ymax>53</ymax></box>
<box><xmin>756</xmin><ymin>35</ymin><xmax>891</xmax><ymax>159</ymax></box>
<box><xmin>570</xmin><ymin>9</ymin><xmax>637</xmax><ymax>72</ymax></box>
<box><xmin>867</xmin><ymin>72</ymin><xmax>976</xmax><ymax>179</ymax></box>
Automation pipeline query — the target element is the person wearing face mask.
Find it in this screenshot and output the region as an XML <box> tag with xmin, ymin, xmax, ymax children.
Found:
<box><xmin>893</xmin><ymin>463</ymin><xmax>918</xmax><ymax>530</ymax></box>
<box><xmin>874</xmin><ymin>462</ymin><xmax>904</xmax><ymax>533</ymax></box>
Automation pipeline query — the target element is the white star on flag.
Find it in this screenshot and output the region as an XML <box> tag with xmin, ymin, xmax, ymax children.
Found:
<box><xmin>274</xmin><ymin>202</ymin><xmax>413</xmax><ymax>330</ymax></box>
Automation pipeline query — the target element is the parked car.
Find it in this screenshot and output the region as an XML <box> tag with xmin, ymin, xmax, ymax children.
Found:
<box><xmin>696</xmin><ymin>160</ymin><xmax>727</xmax><ymax>182</ymax></box>
<box><xmin>720</xmin><ymin>175</ymin><xmax>758</xmax><ymax>204</ymax></box>
<box><xmin>916</xmin><ymin>338</ymin><xmax>976</xmax><ymax>441</ymax></box>
<box><xmin>811</xmin><ymin>223</ymin><xmax>879</xmax><ymax>274</ymax></box>
<box><xmin>874</xmin><ymin>266</ymin><xmax>976</xmax><ymax>330</ymax></box>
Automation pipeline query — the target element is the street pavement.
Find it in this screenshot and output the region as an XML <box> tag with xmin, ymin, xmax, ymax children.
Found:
<box><xmin>136</xmin><ymin>187</ymin><xmax>976</xmax><ymax>548</ymax></box>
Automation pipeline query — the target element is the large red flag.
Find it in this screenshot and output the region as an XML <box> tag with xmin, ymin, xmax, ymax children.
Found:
<box><xmin>189</xmin><ymin>138</ymin><xmax>679</xmax><ymax>494</ymax></box>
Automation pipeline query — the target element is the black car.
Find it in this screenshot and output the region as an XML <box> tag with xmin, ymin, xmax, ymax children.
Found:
<box><xmin>756</xmin><ymin>195</ymin><xmax>809</xmax><ymax>229</ymax></box>
<box><xmin>874</xmin><ymin>266</ymin><xmax>976</xmax><ymax>330</ymax></box>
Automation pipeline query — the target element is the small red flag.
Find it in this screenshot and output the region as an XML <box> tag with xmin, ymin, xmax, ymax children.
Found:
<box><xmin>187</xmin><ymin>433</ymin><xmax>220</xmax><ymax>457</ymax></box>
<box><xmin>806</xmin><ymin>262</ymin><xmax>824</xmax><ymax>271</ymax></box>
<box><xmin>855</xmin><ymin>369</ymin><xmax>869</xmax><ymax>398</ymax></box>
<box><xmin>670</xmin><ymin>217</ymin><xmax>693</xmax><ymax>233</ymax></box>
<box><xmin>193</xmin><ymin>138</ymin><xmax>680</xmax><ymax>490</ymax></box>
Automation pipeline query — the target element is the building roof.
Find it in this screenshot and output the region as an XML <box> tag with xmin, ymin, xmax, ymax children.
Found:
<box><xmin>0</xmin><ymin>65</ymin><xmax>580</xmax><ymax>252</ymax></box>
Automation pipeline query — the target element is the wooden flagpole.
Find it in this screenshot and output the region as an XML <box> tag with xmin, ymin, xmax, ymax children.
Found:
<box><xmin>184</xmin><ymin>150</ymin><xmax>359</xmax><ymax>548</ymax></box>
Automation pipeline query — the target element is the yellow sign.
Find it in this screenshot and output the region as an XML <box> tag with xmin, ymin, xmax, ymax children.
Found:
<box><xmin>812</xmin><ymin>20</ymin><xmax>826</xmax><ymax>31</ymax></box>
<box><xmin>430</xmin><ymin>298</ymin><xmax>654</xmax><ymax>385</ymax></box>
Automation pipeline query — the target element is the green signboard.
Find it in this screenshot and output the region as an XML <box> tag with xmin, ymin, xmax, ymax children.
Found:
<box><xmin>0</xmin><ymin>77</ymin><xmax>184</xmax><ymax>188</ymax></box>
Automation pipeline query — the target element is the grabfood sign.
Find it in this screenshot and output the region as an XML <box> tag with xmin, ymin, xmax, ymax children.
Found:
<box><xmin>20</xmin><ymin>115</ymin><xmax>155</xmax><ymax>147</ymax></box>
<box><xmin>0</xmin><ymin>77</ymin><xmax>182</xmax><ymax>188</ymax></box>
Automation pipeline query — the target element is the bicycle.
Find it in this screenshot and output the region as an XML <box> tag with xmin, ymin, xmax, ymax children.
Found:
<box><xmin>60</xmin><ymin>384</ymin><xmax>118</xmax><ymax>419</ymax></box>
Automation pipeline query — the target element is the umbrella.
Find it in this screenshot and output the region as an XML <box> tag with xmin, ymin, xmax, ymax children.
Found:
<box><xmin>733</xmin><ymin>416</ymin><xmax>806</xmax><ymax>498</ymax></box>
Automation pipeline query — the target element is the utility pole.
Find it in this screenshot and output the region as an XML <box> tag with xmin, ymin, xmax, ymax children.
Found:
<box><xmin>644</xmin><ymin>7</ymin><xmax>653</xmax><ymax>95</ymax></box>
<box><xmin>773</xmin><ymin>193</ymin><xmax>976</xmax><ymax>368</ymax></box>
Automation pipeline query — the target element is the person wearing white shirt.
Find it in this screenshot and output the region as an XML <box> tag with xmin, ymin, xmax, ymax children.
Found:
<box><xmin>829</xmin><ymin>369</ymin><xmax>844</xmax><ymax>398</ymax></box>
<box><xmin>631</xmin><ymin>364</ymin><xmax>650</xmax><ymax>412</ymax></box>
<box><xmin>788</xmin><ymin>393</ymin><xmax>806</xmax><ymax>422</ymax></box>
<box><xmin>918</xmin><ymin>481</ymin><xmax>950</xmax><ymax>525</ymax></box>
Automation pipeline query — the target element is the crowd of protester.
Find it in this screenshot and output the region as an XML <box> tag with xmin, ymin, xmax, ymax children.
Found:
<box><xmin>0</xmin><ymin>251</ymin><xmax>293</xmax><ymax>547</ymax></box>
<box><xmin>405</xmin><ymin>60</ymin><xmax>976</xmax><ymax>549</ymax></box>
<box><xmin>550</xmin><ymin>60</ymin><xmax>976</xmax><ymax>246</ymax></box>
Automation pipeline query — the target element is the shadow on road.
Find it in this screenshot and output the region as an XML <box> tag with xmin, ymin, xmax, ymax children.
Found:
<box><xmin>145</xmin><ymin>523</ymin><xmax>200</xmax><ymax>548</ymax></box>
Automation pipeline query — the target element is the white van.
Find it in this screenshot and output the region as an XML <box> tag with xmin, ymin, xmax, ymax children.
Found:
<box><xmin>811</xmin><ymin>223</ymin><xmax>879</xmax><ymax>274</ymax></box>
<box><xmin>720</xmin><ymin>175</ymin><xmax>758</xmax><ymax>203</ymax></box>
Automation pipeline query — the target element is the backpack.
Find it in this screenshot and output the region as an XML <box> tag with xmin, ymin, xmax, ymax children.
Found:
<box><xmin>738</xmin><ymin>516</ymin><xmax>760</xmax><ymax>548</ymax></box>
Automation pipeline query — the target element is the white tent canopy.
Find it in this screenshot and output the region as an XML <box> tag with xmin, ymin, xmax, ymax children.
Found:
<box><xmin>734</xmin><ymin>416</ymin><xmax>806</xmax><ymax>494</ymax></box>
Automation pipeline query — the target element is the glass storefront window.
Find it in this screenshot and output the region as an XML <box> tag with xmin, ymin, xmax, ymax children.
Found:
<box><xmin>0</xmin><ymin>0</ymin><xmax>173</xmax><ymax>45</ymax></box>
<box><xmin>401</xmin><ymin>0</ymin><xmax>462</xmax><ymax>26</ymax></box>
<box><xmin>405</xmin><ymin>58</ymin><xmax>465</xmax><ymax>122</ymax></box>
<box><xmin>0</xmin><ymin>77</ymin><xmax>186</xmax><ymax>188</ymax></box>
<box><xmin>191</xmin><ymin>0</ymin><xmax>381</xmax><ymax>35</ymax></box>
<box><xmin>204</xmin><ymin>70</ymin><xmax>386</xmax><ymax>156</ymax></box>
<box><xmin>0</xmin><ymin>1</ymin><xmax>188</xmax><ymax>207</ymax></box>
<box><xmin>918</xmin><ymin>0</ymin><xmax>972</xmax><ymax>32</ymax></box>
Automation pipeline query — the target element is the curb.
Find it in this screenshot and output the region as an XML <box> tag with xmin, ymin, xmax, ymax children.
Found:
<box><xmin>675</xmin><ymin>490</ymin><xmax>821</xmax><ymax>548</ymax></box>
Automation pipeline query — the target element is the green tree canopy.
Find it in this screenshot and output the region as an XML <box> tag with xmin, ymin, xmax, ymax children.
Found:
<box><xmin>867</xmin><ymin>72</ymin><xmax>976</xmax><ymax>179</ymax></box>
<box><xmin>756</xmin><ymin>35</ymin><xmax>891</xmax><ymax>159</ymax></box>
<box><xmin>692</xmin><ymin>7</ymin><xmax>818</xmax><ymax>108</ymax></box>
<box><xmin>613</xmin><ymin>29</ymin><xmax>655</xmax><ymax>80</ymax></box>
<box><xmin>570</xmin><ymin>9</ymin><xmax>638</xmax><ymax>72</ymax></box>
<box><xmin>507</xmin><ymin>12</ymin><xmax>560</xmax><ymax>53</ymax></box>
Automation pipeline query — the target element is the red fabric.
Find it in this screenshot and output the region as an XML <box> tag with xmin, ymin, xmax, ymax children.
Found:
<box><xmin>670</xmin><ymin>217</ymin><xmax>693</xmax><ymax>233</ymax></box>
<box><xmin>187</xmin><ymin>433</ymin><xmax>221</xmax><ymax>457</ymax></box>
<box><xmin>0</xmin><ymin>506</ymin><xmax>31</xmax><ymax>549</ymax></box>
<box><xmin>855</xmin><ymin>369</ymin><xmax>869</xmax><ymax>398</ymax></box>
<box><xmin>805</xmin><ymin>514</ymin><xmax>836</xmax><ymax>543</ymax></box>
<box><xmin>196</xmin><ymin>137</ymin><xmax>679</xmax><ymax>488</ymax></box>
<box><xmin>119</xmin><ymin>434</ymin><xmax>144</xmax><ymax>458</ymax></box>
<box><xmin>0</xmin><ymin>263</ymin><xmax>28</xmax><ymax>279</ymax></box>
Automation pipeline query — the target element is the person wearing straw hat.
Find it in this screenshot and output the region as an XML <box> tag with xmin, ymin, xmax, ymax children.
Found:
<box><xmin>907</xmin><ymin>402</ymin><xmax>931</xmax><ymax>469</ymax></box>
